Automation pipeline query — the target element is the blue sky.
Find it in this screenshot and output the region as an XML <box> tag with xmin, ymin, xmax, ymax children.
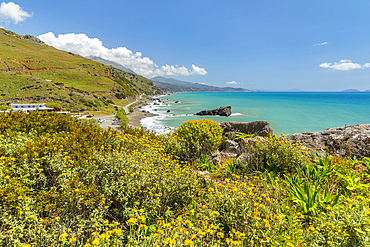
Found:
<box><xmin>1</xmin><ymin>1</ymin><xmax>369</xmax><ymax>91</ymax></box>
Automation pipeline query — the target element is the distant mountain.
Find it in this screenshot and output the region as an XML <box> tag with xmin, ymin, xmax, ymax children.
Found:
<box><xmin>342</xmin><ymin>89</ymin><xmax>361</xmax><ymax>92</ymax></box>
<box><xmin>151</xmin><ymin>76</ymin><xmax>252</xmax><ymax>92</ymax></box>
<box><xmin>363</xmin><ymin>89</ymin><xmax>370</xmax><ymax>92</ymax></box>
<box><xmin>86</xmin><ymin>56</ymin><xmax>136</xmax><ymax>74</ymax></box>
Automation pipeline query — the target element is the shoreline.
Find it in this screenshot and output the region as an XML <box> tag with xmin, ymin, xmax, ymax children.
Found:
<box><xmin>126</xmin><ymin>97</ymin><xmax>159</xmax><ymax>129</ymax></box>
<box><xmin>127</xmin><ymin>110</ymin><xmax>157</xmax><ymax>129</ymax></box>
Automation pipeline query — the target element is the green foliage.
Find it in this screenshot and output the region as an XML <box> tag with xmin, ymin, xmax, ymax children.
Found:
<box><xmin>115</xmin><ymin>92</ymin><xmax>126</xmax><ymax>99</ymax></box>
<box><xmin>196</xmin><ymin>154</ymin><xmax>216</xmax><ymax>171</ymax></box>
<box><xmin>234</xmin><ymin>131</ymin><xmax>257</xmax><ymax>140</ymax></box>
<box><xmin>0</xmin><ymin>105</ymin><xmax>10</xmax><ymax>111</ymax></box>
<box><xmin>249</xmin><ymin>135</ymin><xmax>308</xmax><ymax>175</ymax></box>
<box><xmin>221</xmin><ymin>159</ymin><xmax>248</xmax><ymax>177</ymax></box>
<box><xmin>169</xmin><ymin>119</ymin><xmax>223</xmax><ymax>162</ymax></box>
<box><xmin>128</xmin><ymin>106</ymin><xmax>134</xmax><ymax>113</ymax></box>
<box><xmin>81</xmin><ymin>118</ymin><xmax>99</xmax><ymax>126</ymax></box>
<box><xmin>285</xmin><ymin>175</ymin><xmax>340</xmax><ymax>221</ymax></box>
<box><xmin>115</xmin><ymin>108</ymin><xmax>129</xmax><ymax>127</ymax></box>
<box><xmin>45</xmin><ymin>102</ymin><xmax>62</xmax><ymax>111</ymax></box>
<box><xmin>99</xmin><ymin>97</ymin><xmax>110</xmax><ymax>106</ymax></box>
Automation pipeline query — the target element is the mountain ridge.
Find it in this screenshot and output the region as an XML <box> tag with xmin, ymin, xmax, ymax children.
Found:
<box><xmin>151</xmin><ymin>76</ymin><xmax>252</xmax><ymax>92</ymax></box>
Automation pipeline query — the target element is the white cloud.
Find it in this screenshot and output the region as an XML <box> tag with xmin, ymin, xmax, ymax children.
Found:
<box><xmin>319</xmin><ymin>59</ymin><xmax>370</xmax><ymax>71</ymax></box>
<box><xmin>363</xmin><ymin>63</ymin><xmax>370</xmax><ymax>68</ymax></box>
<box><xmin>37</xmin><ymin>32</ymin><xmax>207</xmax><ymax>78</ymax></box>
<box><xmin>0</xmin><ymin>2</ymin><xmax>32</xmax><ymax>25</ymax></box>
<box><xmin>226</xmin><ymin>81</ymin><xmax>238</xmax><ymax>85</ymax></box>
<box><xmin>313</xmin><ymin>41</ymin><xmax>328</xmax><ymax>46</ymax></box>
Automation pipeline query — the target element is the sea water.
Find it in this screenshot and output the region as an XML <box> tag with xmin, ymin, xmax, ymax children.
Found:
<box><xmin>140</xmin><ymin>92</ymin><xmax>370</xmax><ymax>135</ymax></box>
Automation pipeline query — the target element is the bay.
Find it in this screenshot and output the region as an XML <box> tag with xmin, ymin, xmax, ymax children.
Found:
<box><xmin>141</xmin><ymin>92</ymin><xmax>370</xmax><ymax>135</ymax></box>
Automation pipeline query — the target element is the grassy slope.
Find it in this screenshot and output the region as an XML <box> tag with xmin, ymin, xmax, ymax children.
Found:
<box><xmin>0</xmin><ymin>29</ymin><xmax>160</xmax><ymax>111</ymax></box>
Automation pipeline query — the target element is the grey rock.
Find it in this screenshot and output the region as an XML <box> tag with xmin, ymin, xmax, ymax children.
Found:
<box><xmin>21</xmin><ymin>34</ymin><xmax>45</xmax><ymax>44</ymax></box>
<box><xmin>219</xmin><ymin>121</ymin><xmax>273</xmax><ymax>137</ymax></box>
<box><xmin>223</xmin><ymin>140</ymin><xmax>242</xmax><ymax>155</ymax></box>
<box><xmin>236</xmin><ymin>154</ymin><xmax>252</xmax><ymax>164</ymax></box>
<box><xmin>221</xmin><ymin>152</ymin><xmax>239</xmax><ymax>159</ymax></box>
<box><xmin>196</xmin><ymin>106</ymin><xmax>231</xmax><ymax>117</ymax></box>
<box><xmin>211</xmin><ymin>150</ymin><xmax>222</xmax><ymax>165</ymax></box>
<box><xmin>285</xmin><ymin>124</ymin><xmax>370</xmax><ymax>158</ymax></box>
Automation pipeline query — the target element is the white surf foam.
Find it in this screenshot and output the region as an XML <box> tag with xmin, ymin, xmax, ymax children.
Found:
<box><xmin>230</xmin><ymin>113</ymin><xmax>242</xmax><ymax>116</ymax></box>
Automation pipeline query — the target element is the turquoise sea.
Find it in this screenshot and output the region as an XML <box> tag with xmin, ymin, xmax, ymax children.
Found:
<box><xmin>140</xmin><ymin>92</ymin><xmax>370</xmax><ymax>135</ymax></box>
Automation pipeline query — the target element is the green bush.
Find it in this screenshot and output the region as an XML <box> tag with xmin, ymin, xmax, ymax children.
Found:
<box><xmin>249</xmin><ymin>136</ymin><xmax>308</xmax><ymax>175</ymax></box>
<box><xmin>128</xmin><ymin>106</ymin><xmax>134</xmax><ymax>113</ymax></box>
<box><xmin>115</xmin><ymin>92</ymin><xmax>126</xmax><ymax>99</ymax></box>
<box><xmin>115</xmin><ymin>108</ymin><xmax>129</xmax><ymax>127</ymax></box>
<box><xmin>45</xmin><ymin>102</ymin><xmax>62</xmax><ymax>111</ymax></box>
<box><xmin>99</xmin><ymin>97</ymin><xmax>109</xmax><ymax>106</ymax></box>
<box><xmin>169</xmin><ymin>119</ymin><xmax>223</xmax><ymax>162</ymax></box>
<box><xmin>0</xmin><ymin>105</ymin><xmax>10</xmax><ymax>111</ymax></box>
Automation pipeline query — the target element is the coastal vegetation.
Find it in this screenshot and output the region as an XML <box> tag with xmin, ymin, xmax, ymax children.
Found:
<box><xmin>0</xmin><ymin>112</ymin><xmax>369</xmax><ymax>246</ymax></box>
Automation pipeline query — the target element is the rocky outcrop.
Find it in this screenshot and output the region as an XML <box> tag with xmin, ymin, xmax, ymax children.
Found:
<box><xmin>196</xmin><ymin>106</ymin><xmax>231</xmax><ymax>117</ymax></box>
<box><xmin>284</xmin><ymin>124</ymin><xmax>370</xmax><ymax>158</ymax></box>
<box><xmin>219</xmin><ymin>121</ymin><xmax>273</xmax><ymax>138</ymax></box>
<box><xmin>20</xmin><ymin>34</ymin><xmax>45</xmax><ymax>44</ymax></box>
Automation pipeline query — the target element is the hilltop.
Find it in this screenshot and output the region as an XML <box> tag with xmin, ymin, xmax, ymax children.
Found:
<box><xmin>151</xmin><ymin>76</ymin><xmax>252</xmax><ymax>92</ymax></box>
<box><xmin>86</xmin><ymin>56</ymin><xmax>136</xmax><ymax>74</ymax></box>
<box><xmin>0</xmin><ymin>29</ymin><xmax>164</xmax><ymax>111</ymax></box>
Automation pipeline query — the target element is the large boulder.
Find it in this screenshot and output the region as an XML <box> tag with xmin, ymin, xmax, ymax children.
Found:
<box><xmin>219</xmin><ymin>121</ymin><xmax>273</xmax><ymax>138</ymax></box>
<box><xmin>284</xmin><ymin>124</ymin><xmax>370</xmax><ymax>158</ymax></box>
<box><xmin>196</xmin><ymin>106</ymin><xmax>231</xmax><ymax>116</ymax></box>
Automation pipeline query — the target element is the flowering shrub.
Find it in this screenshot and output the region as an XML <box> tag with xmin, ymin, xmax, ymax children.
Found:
<box><xmin>0</xmin><ymin>111</ymin><xmax>203</xmax><ymax>246</ymax></box>
<box><xmin>0</xmin><ymin>112</ymin><xmax>369</xmax><ymax>246</ymax></box>
<box><xmin>169</xmin><ymin>119</ymin><xmax>223</xmax><ymax>162</ymax></box>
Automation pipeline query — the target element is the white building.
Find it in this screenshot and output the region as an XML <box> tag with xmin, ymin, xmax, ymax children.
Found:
<box><xmin>9</xmin><ymin>103</ymin><xmax>54</xmax><ymax>113</ymax></box>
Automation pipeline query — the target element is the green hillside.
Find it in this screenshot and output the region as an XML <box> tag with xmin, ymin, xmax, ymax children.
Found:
<box><xmin>0</xmin><ymin>28</ymin><xmax>162</xmax><ymax>111</ymax></box>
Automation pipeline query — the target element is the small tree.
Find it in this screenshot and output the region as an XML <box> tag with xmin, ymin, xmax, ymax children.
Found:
<box><xmin>115</xmin><ymin>108</ymin><xmax>129</xmax><ymax>127</ymax></box>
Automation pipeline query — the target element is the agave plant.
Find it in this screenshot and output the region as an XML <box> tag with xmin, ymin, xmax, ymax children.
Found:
<box><xmin>196</xmin><ymin>154</ymin><xmax>216</xmax><ymax>171</ymax></box>
<box><xmin>285</xmin><ymin>175</ymin><xmax>340</xmax><ymax>222</ymax></box>
<box><xmin>234</xmin><ymin>131</ymin><xmax>257</xmax><ymax>140</ymax></box>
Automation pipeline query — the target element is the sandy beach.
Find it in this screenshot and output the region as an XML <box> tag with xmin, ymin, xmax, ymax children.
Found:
<box><xmin>127</xmin><ymin>110</ymin><xmax>156</xmax><ymax>129</ymax></box>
